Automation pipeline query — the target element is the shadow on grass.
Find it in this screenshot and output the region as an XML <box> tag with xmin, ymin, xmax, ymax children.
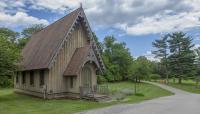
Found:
<box><xmin>135</xmin><ymin>93</ymin><xmax>145</xmax><ymax>97</ymax></box>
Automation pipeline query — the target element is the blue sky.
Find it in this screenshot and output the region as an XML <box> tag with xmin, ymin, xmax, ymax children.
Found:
<box><xmin>1</xmin><ymin>0</ymin><xmax>200</xmax><ymax>60</ymax></box>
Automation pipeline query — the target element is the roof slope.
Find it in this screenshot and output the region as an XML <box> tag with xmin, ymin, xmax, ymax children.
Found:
<box><xmin>63</xmin><ymin>46</ymin><xmax>90</xmax><ymax>76</ymax></box>
<box><xmin>21</xmin><ymin>8</ymin><xmax>81</xmax><ymax>70</ymax></box>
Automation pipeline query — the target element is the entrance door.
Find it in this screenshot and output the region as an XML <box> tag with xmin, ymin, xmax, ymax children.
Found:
<box><xmin>82</xmin><ymin>66</ymin><xmax>92</xmax><ymax>88</ymax></box>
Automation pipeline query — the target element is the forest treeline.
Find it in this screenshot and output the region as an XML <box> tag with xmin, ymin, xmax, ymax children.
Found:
<box><xmin>0</xmin><ymin>24</ymin><xmax>200</xmax><ymax>87</ymax></box>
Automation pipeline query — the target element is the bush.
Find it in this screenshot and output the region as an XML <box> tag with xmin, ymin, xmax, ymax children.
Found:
<box><xmin>150</xmin><ymin>74</ymin><xmax>160</xmax><ymax>81</ymax></box>
<box><xmin>0</xmin><ymin>76</ymin><xmax>13</xmax><ymax>87</ymax></box>
<box><xmin>97</xmin><ymin>75</ymin><xmax>107</xmax><ymax>84</ymax></box>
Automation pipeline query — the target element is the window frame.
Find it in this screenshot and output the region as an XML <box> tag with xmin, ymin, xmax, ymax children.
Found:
<box><xmin>70</xmin><ymin>77</ymin><xmax>74</xmax><ymax>88</ymax></box>
<box><xmin>39</xmin><ymin>70</ymin><xmax>45</xmax><ymax>86</ymax></box>
<box><xmin>16</xmin><ymin>72</ymin><xmax>19</xmax><ymax>84</ymax></box>
<box><xmin>22</xmin><ymin>71</ymin><xmax>26</xmax><ymax>85</ymax></box>
<box><xmin>30</xmin><ymin>71</ymin><xmax>34</xmax><ymax>86</ymax></box>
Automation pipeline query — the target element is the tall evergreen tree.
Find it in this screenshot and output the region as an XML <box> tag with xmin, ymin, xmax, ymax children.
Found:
<box><xmin>152</xmin><ymin>34</ymin><xmax>169</xmax><ymax>83</ymax></box>
<box><xmin>168</xmin><ymin>32</ymin><xmax>195</xmax><ymax>84</ymax></box>
<box><xmin>194</xmin><ymin>47</ymin><xmax>200</xmax><ymax>84</ymax></box>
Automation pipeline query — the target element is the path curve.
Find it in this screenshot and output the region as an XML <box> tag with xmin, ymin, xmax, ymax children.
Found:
<box><xmin>76</xmin><ymin>82</ymin><xmax>200</xmax><ymax>114</ymax></box>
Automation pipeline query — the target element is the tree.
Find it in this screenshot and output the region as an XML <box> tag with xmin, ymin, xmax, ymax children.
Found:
<box><xmin>92</xmin><ymin>32</ymin><xmax>104</xmax><ymax>54</ymax></box>
<box><xmin>168</xmin><ymin>32</ymin><xmax>195</xmax><ymax>84</ymax></box>
<box><xmin>21</xmin><ymin>24</ymin><xmax>45</xmax><ymax>38</ymax></box>
<box><xmin>131</xmin><ymin>56</ymin><xmax>152</xmax><ymax>82</ymax></box>
<box><xmin>194</xmin><ymin>47</ymin><xmax>200</xmax><ymax>87</ymax></box>
<box><xmin>152</xmin><ymin>34</ymin><xmax>169</xmax><ymax>83</ymax></box>
<box><xmin>18</xmin><ymin>24</ymin><xmax>45</xmax><ymax>48</ymax></box>
<box><xmin>0</xmin><ymin>34</ymin><xmax>20</xmax><ymax>87</ymax></box>
<box><xmin>102</xmin><ymin>36</ymin><xmax>133</xmax><ymax>81</ymax></box>
<box><xmin>0</xmin><ymin>28</ymin><xmax>19</xmax><ymax>43</ymax></box>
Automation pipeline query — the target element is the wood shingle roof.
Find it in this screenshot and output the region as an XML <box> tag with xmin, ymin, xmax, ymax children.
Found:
<box><xmin>21</xmin><ymin>8</ymin><xmax>81</xmax><ymax>70</ymax></box>
<box><xmin>63</xmin><ymin>46</ymin><xmax>90</xmax><ymax>76</ymax></box>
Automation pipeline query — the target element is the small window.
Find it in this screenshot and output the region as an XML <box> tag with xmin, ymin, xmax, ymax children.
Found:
<box><xmin>70</xmin><ymin>77</ymin><xmax>73</xmax><ymax>88</ymax></box>
<box><xmin>40</xmin><ymin>70</ymin><xmax>45</xmax><ymax>86</ymax></box>
<box><xmin>30</xmin><ymin>71</ymin><xmax>34</xmax><ymax>85</ymax></box>
<box><xmin>22</xmin><ymin>71</ymin><xmax>26</xmax><ymax>84</ymax></box>
<box><xmin>16</xmin><ymin>72</ymin><xmax>19</xmax><ymax>83</ymax></box>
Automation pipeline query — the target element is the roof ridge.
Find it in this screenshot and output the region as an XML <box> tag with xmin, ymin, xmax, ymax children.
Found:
<box><xmin>21</xmin><ymin>8</ymin><xmax>82</xmax><ymax>70</ymax></box>
<box><xmin>47</xmin><ymin>8</ymin><xmax>82</xmax><ymax>68</ymax></box>
<box><xmin>31</xmin><ymin>8</ymin><xmax>81</xmax><ymax>38</ymax></box>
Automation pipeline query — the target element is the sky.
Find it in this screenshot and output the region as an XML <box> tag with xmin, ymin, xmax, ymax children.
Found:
<box><xmin>1</xmin><ymin>0</ymin><xmax>200</xmax><ymax>61</ymax></box>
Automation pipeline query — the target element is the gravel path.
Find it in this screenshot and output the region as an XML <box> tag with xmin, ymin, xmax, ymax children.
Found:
<box><xmin>76</xmin><ymin>82</ymin><xmax>200</xmax><ymax>114</ymax></box>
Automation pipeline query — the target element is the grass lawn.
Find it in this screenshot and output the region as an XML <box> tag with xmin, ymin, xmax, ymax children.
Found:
<box><xmin>168</xmin><ymin>79</ymin><xmax>200</xmax><ymax>94</ymax></box>
<box><xmin>0</xmin><ymin>82</ymin><xmax>173</xmax><ymax>114</ymax></box>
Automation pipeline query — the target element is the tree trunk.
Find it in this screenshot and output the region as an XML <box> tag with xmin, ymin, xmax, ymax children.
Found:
<box><xmin>178</xmin><ymin>77</ymin><xmax>182</xmax><ymax>84</ymax></box>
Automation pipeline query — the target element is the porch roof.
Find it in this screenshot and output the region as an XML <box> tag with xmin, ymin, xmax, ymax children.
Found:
<box><xmin>63</xmin><ymin>46</ymin><xmax>91</xmax><ymax>76</ymax></box>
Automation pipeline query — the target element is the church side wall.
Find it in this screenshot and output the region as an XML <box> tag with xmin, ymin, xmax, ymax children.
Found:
<box><xmin>14</xmin><ymin>69</ymin><xmax>49</xmax><ymax>97</ymax></box>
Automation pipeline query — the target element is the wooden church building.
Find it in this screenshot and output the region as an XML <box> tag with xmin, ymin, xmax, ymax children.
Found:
<box><xmin>14</xmin><ymin>7</ymin><xmax>106</xmax><ymax>99</ymax></box>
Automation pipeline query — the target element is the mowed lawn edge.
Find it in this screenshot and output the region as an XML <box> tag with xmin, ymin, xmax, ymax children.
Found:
<box><xmin>0</xmin><ymin>82</ymin><xmax>173</xmax><ymax>114</ymax></box>
<box><xmin>167</xmin><ymin>79</ymin><xmax>200</xmax><ymax>94</ymax></box>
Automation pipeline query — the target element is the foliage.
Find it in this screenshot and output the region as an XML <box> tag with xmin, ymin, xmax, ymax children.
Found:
<box><xmin>0</xmin><ymin>28</ymin><xmax>19</xmax><ymax>43</ymax></box>
<box><xmin>18</xmin><ymin>24</ymin><xmax>45</xmax><ymax>48</ymax></box>
<box><xmin>149</xmin><ymin>74</ymin><xmax>160</xmax><ymax>81</ymax></box>
<box><xmin>0</xmin><ymin>34</ymin><xmax>20</xmax><ymax>87</ymax></box>
<box><xmin>130</xmin><ymin>56</ymin><xmax>152</xmax><ymax>82</ymax></box>
<box><xmin>97</xmin><ymin>75</ymin><xmax>107</xmax><ymax>84</ymax></box>
<box><xmin>21</xmin><ymin>24</ymin><xmax>45</xmax><ymax>38</ymax></box>
<box><xmin>102</xmin><ymin>36</ymin><xmax>133</xmax><ymax>82</ymax></box>
<box><xmin>168</xmin><ymin>32</ymin><xmax>195</xmax><ymax>84</ymax></box>
<box><xmin>194</xmin><ymin>47</ymin><xmax>200</xmax><ymax>78</ymax></box>
<box><xmin>152</xmin><ymin>34</ymin><xmax>169</xmax><ymax>82</ymax></box>
<box><xmin>152</xmin><ymin>32</ymin><xmax>197</xmax><ymax>84</ymax></box>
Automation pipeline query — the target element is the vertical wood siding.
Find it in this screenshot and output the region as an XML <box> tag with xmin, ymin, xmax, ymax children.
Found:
<box><xmin>48</xmin><ymin>24</ymin><xmax>89</xmax><ymax>93</ymax></box>
<box><xmin>14</xmin><ymin>70</ymin><xmax>49</xmax><ymax>93</ymax></box>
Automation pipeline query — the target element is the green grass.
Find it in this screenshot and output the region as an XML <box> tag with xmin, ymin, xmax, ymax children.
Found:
<box><xmin>108</xmin><ymin>82</ymin><xmax>173</xmax><ymax>103</ymax></box>
<box><xmin>0</xmin><ymin>82</ymin><xmax>173</xmax><ymax>114</ymax></box>
<box><xmin>168</xmin><ymin>79</ymin><xmax>200</xmax><ymax>94</ymax></box>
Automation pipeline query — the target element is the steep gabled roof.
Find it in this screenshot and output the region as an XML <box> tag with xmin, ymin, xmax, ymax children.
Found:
<box><xmin>21</xmin><ymin>8</ymin><xmax>81</xmax><ymax>70</ymax></box>
<box><xmin>21</xmin><ymin>7</ymin><xmax>105</xmax><ymax>72</ymax></box>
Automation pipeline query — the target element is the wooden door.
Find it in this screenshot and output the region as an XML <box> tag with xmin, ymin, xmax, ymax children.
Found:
<box><xmin>82</xmin><ymin>66</ymin><xmax>92</xmax><ymax>88</ymax></box>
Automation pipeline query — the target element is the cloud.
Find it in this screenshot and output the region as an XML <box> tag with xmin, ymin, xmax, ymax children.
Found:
<box><xmin>192</xmin><ymin>44</ymin><xmax>200</xmax><ymax>50</ymax></box>
<box><xmin>1</xmin><ymin>0</ymin><xmax>200</xmax><ymax>36</ymax></box>
<box><xmin>119</xmin><ymin>11</ymin><xmax>200</xmax><ymax>35</ymax></box>
<box><xmin>28</xmin><ymin>0</ymin><xmax>80</xmax><ymax>13</ymax></box>
<box><xmin>0</xmin><ymin>12</ymin><xmax>49</xmax><ymax>29</ymax></box>
<box><xmin>143</xmin><ymin>51</ymin><xmax>160</xmax><ymax>61</ymax></box>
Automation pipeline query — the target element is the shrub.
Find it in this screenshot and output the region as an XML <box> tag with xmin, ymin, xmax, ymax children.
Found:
<box><xmin>97</xmin><ymin>75</ymin><xmax>107</xmax><ymax>84</ymax></box>
<box><xmin>150</xmin><ymin>74</ymin><xmax>160</xmax><ymax>81</ymax></box>
<box><xmin>0</xmin><ymin>76</ymin><xmax>13</xmax><ymax>87</ymax></box>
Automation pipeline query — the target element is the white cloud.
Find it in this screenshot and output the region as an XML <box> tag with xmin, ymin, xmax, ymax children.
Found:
<box><xmin>29</xmin><ymin>0</ymin><xmax>80</xmax><ymax>13</ymax></box>
<box><xmin>1</xmin><ymin>0</ymin><xmax>200</xmax><ymax>36</ymax></box>
<box><xmin>0</xmin><ymin>12</ymin><xmax>49</xmax><ymax>28</ymax></box>
<box><xmin>119</xmin><ymin>11</ymin><xmax>200</xmax><ymax>35</ymax></box>
<box><xmin>192</xmin><ymin>44</ymin><xmax>200</xmax><ymax>50</ymax></box>
<box><xmin>144</xmin><ymin>51</ymin><xmax>160</xmax><ymax>61</ymax></box>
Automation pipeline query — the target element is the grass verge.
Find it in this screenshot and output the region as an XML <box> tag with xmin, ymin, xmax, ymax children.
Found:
<box><xmin>168</xmin><ymin>79</ymin><xmax>200</xmax><ymax>94</ymax></box>
<box><xmin>0</xmin><ymin>82</ymin><xmax>173</xmax><ymax>114</ymax></box>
